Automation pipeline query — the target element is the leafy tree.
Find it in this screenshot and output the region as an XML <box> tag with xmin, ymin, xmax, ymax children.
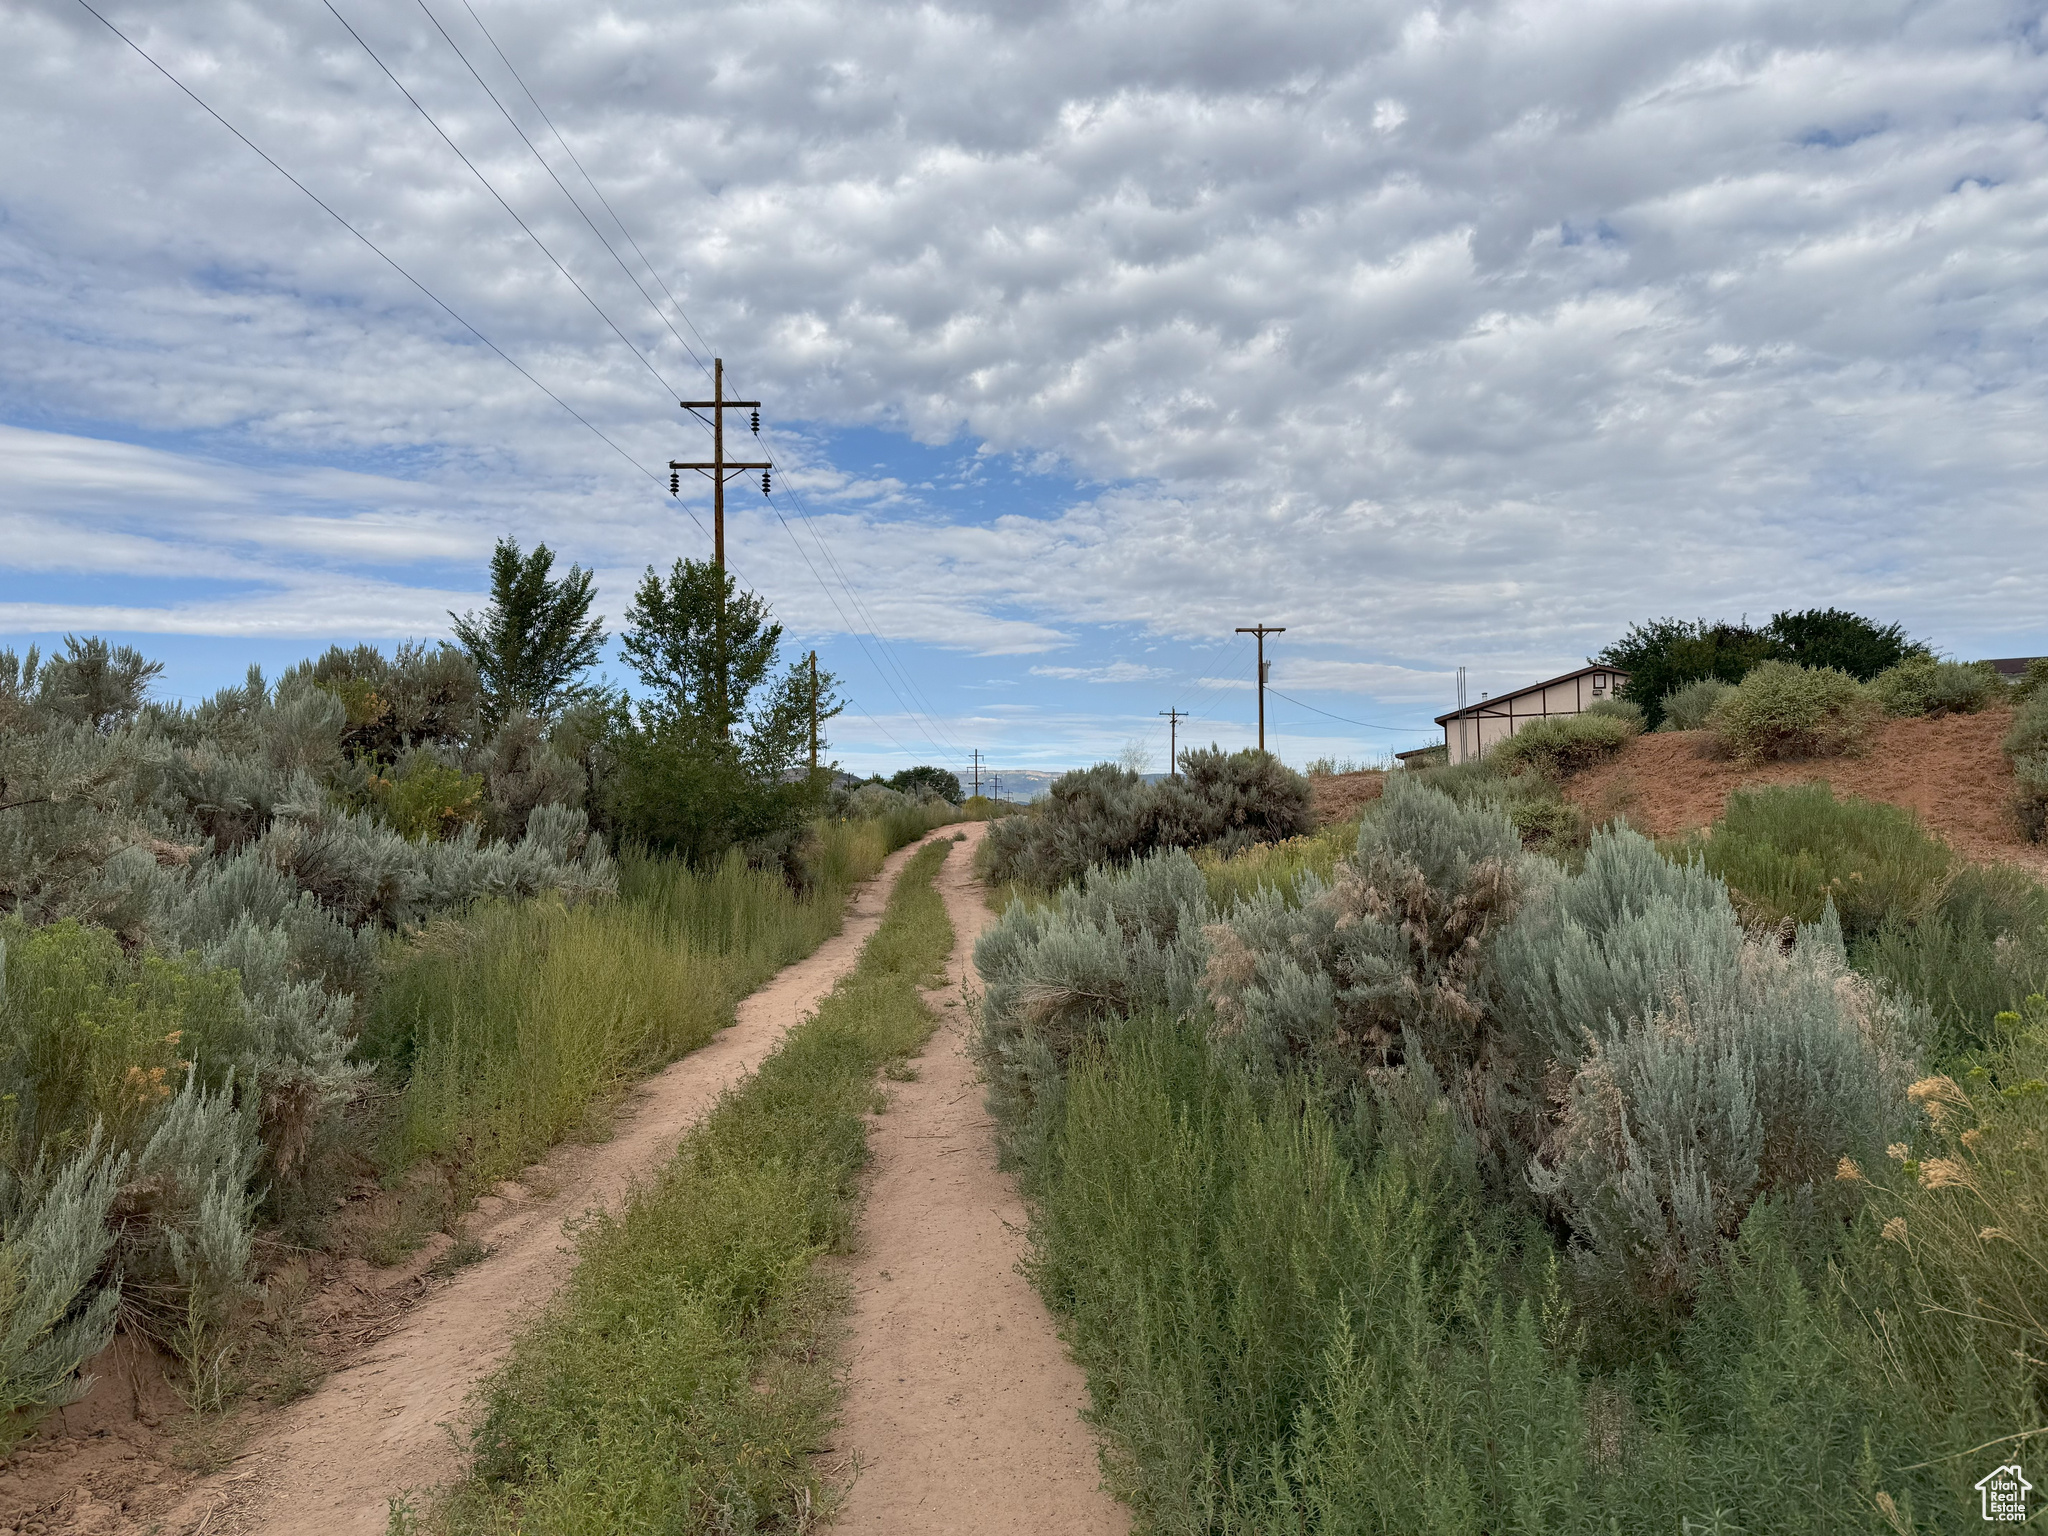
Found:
<box><xmin>620</xmin><ymin>559</ymin><xmax>778</xmax><ymax>735</ymax></box>
<box><xmin>450</xmin><ymin>539</ymin><xmax>605</xmax><ymax>725</ymax></box>
<box><xmin>888</xmin><ymin>765</ymin><xmax>963</xmax><ymax>802</ymax></box>
<box><xmin>1595</xmin><ymin>619</ymin><xmax>1780</xmax><ymax>727</ymax></box>
<box><xmin>1763</xmin><ymin>607</ymin><xmax>1920</xmax><ymax>680</ymax></box>
<box><xmin>610</xmin><ymin>560</ymin><xmax>844</xmax><ymax>864</ymax></box>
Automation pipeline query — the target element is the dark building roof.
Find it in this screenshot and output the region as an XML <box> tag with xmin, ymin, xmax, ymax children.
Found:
<box><xmin>1985</xmin><ymin>657</ymin><xmax>2046</xmax><ymax>678</ymax></box>
<box><xmin>1433</xmin><ymin>664</ymin><xmax>1628</xmax><ymax>727</ymax></box>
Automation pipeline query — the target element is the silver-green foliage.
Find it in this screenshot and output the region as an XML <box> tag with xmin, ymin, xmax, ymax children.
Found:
<box><xmin>973</xmin><ymin>849</ymin><xmax>1215</xmax><ymax>1163</ymax></box>
<box><xmin>984</xmin><ymin>774</ymin><xmax>1923</xmax><ymax>1314</ymax></box>
<box><xmin>1868</xmin><ymin>655</ymin><xmax>2004</xmax><ymax>717</ymax></box>
<box><xmin>0</xmin><ymin>1130</ymin><xmax>125</xmax><ymax>1428</ymax></box>
<box><xmin>1657</xmin><ymin>677</ymin><xmax>1734</xmax><ymax>731</ymax></box>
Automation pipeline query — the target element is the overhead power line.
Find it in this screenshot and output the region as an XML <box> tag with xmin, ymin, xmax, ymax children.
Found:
<box><xmin>1264</xmin><ymin>686</ymin><xmax>1434</xmax><ymax>734</ymax></box>
<box><xmin>66</xmin><ymin>0</ymin><xmax>719</xmax><ymax>544</ymax></box>
<box><xmin>319</xmin><ymin>0</ymin><xmax>683</xmax><ymax>400</ymax></box>
<box><xmin>419</xmin><ymin>9</ymin><xmax>970</xmax><ymax>768</ymax></box>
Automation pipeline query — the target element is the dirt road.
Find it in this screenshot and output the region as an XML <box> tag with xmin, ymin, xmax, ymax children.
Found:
<box><xmin>158</xmin><ymin>833</ymin><xmax>952</xmax><ymax>1536</ymax></box>
<box><xmin>827</xmin><ymin>822</ymin><xmax>1128</xmax><ymax>1535</ymax></box>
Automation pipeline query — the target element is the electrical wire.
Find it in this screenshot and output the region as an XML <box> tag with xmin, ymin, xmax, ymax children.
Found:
<box><xmin>415</xmin><ymin>0</ymin><xmax>710</xmax><ymax>380</ymax></box>
<box><xmin>68</xmin><ymin>0</ymin><xmax>718</xmax><ymax>547</ymax></box>
<box><xmin>347</xmin><ymin>1</ymin><xmax>970</xmax><ymax>768</ymax></box>
<box><xmin>1263</xmin><ymin>686</ymin><xmax>1435</xmax><ymax>734</ymax></box>
<box><xmin>424</xmin><ymin>12</ymin><xmax>974</xmax><ymax>766</ymax></box>
<box><xmin>318</xmin><ymin>0</ymin><xmax>685</xmax><ymax>401</ymax></box>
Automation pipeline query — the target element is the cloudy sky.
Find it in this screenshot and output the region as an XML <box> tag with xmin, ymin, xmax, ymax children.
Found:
<box><xmin>4</xmin><ymin>0</ymin><xmax>2045</xmax><ymax>775</ymax></box>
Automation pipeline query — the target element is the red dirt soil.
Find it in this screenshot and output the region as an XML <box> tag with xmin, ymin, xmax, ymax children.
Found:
<box><xmin>1564</xmin><ymin>707</ymin><xmax>2046</xmax><ymax>874</ymax></box>
<box><xmin>1311</xmin><ymin>770</ymin><xmax>1386</xmax><ymax>824</ymax></box>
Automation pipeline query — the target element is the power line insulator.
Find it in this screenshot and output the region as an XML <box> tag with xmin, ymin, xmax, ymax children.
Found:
<box><xmin>762</xmin><ymin>471</ymin><xmax>771</xmax><ymax>496</ymax></box>
<box><xmin>669</xmin><ymin>471</ymin><xmax>679</xmax><ymax>496</ymax></box>
<box><xmin>750</xmin><ymin>409</ymin><xmax>760</xmax><ymax>435</ymax></box>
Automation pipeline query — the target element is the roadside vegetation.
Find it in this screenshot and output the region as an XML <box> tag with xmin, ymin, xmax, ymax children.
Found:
<box><xmin>415</xmin><ymin>836</ymin><xmax>956</xmax><ymax>1535</ymax></box>
<box><xmin>974</xmin><ymin>728</ymin><xmax>2048</xmax><ymax>1531</ymax></box>
<box><xmin>0</xmin><ymin>538</ymin><xmax>959</xmax><ymax>1442</ymax></box>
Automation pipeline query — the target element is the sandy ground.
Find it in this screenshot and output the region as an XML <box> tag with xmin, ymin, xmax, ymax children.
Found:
<box><xmin>826</xmin><ymin>822</ymin><xmax>1128</xmax><ymax>1536</ymax></box>
<box><xmin>1565</xmin><ymin>707</ymin><xmax>2048</xmax><ymax>875</ymax></box>
<box><xmin>148</xmin><ymin>832</ymin><xmax>951</xmax><ymax>1536</ymax></box>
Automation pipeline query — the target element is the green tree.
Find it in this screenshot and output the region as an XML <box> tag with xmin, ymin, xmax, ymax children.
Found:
<box><xmin>609</xmin><ymin>561</ymin><xmax>844</xmax><ymax>864</ymax></box>
<box><xmin>1595</xmin><ymin>619</ymin><xmax>1780</xmax><ymax>728</ymax></box>
<box><xmin>619</xmin><ymin>559</ymin><xmax>779</xmax><ymax>735</ymax></box>
<box><xmin>450</xmin><ymin>539</ymin><xmax>605</xmax><ymax>725</ymax></box>
<box><xmin>1763</xmin><ymin>607</ymin><xmax>1921</xmax><ymax>679</ymax></box>
<box><xmin>888</xmin><ymin>766</ymin><xmax>962</xmax><ymax>802</ymax></box>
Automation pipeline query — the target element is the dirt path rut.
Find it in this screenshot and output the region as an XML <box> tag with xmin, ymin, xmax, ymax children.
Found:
<box><xmin>828</xmin><ymin>823</ymin><xmax>1127</xmax><ymax>1535</ymax></box>
<box><xmin>161</xmin><ymin>834</ymin><xmax>951</xmax><ymax>1536</ymax></box>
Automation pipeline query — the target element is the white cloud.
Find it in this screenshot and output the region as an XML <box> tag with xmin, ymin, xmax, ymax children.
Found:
<box><xmin>3</xmin><ymin>0</ymin><xmax>2047</xmax><ymax>758</ymax></box>
<box><xmin>1028</xmin><ymin>661</ymin><xmax>1171</xmax><ymax>683</ymax></box>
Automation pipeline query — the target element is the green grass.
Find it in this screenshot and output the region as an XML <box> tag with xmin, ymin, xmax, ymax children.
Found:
<box><xmin>418</xmin><ymin>835</ymin><xmax>955</xmax><ymax>1535</ymax></box>
<box><xmin>1012</xmin><ymin>1010</ymin><xmax>2019</xmax><ymax>1535</ymax></box>
<box><xmin>362</xmin><ymin>815</ymin><xmax>929</xmax><ymax>1201</ymax></box>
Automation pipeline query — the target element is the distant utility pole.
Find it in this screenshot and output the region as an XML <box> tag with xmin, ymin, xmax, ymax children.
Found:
<box><xmin>991</xmin><ymin>772</ymin><xmax>1003</xmax><ymax>803</ymax></box>
<box><xmin>1159</xmin><ymin>707</ymin><xmax>1187</xmax><ymax>778</ymax></box>
<box><xmin>808</xmin><ymin>650</ymin><xmax>819</xmax><ymax>774</ymax></box>
<box><xmin>670</xmin><ymin>358</ymin><xmax>772</xmax><ymax>572</ymax></box>
<box><xmin>1234</xmin><ymin>624</ymin><xmax>1287</xmax><ymax>754</ymax></box>
<box><xmin>970</xmin><ymin>748</ymin><xmax>983</xmax><ymax>798</ymax></box>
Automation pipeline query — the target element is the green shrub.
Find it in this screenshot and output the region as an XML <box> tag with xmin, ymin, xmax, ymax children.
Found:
<box><xmin>982</xmin><ymin>748</ymin><xmax>1311</xmax><ymax>893</ymax></box>
<box><xmin>1683</xmin><ymin>782</ymin><xmax>1953</xmax><ymax>940</ymax></box>
<box><xmin>1868</xmin><ymin>655</ymin><xmax>2004</xmax><ymax>717</ymax></box>
<box><xmin>370</xmin><ymin>754</ymin><xmax>485</xmax><ymax>842</ymax></box>
<box><xmin>1854</xmin><ymin>861</ymin><xmax>2048</xmax><ymax>1062</ymax></box>
<box><xmin>1581</xmin><ymin>696</ymin><xmax>1645</xmax><ymax>730</ymax></box>
<box><xmin>0</xmin><ymin>1133</ymin><xmax>126</xmax><ymax>1441</ymax></box>
<box><xmin>2013</xmin><ymin>657</ymin><xmax>2048</xmax><ymax>705</ymax></box>
<box><xmin>1707</xmin><ymin>660</ymin><xmax>1875</xmax><ymax>762</ymax></box>
<box><xmin>2007</xmin><ymin>691</ymin><xmax>2048</xmax><ymax>842</ymax></box>
<box><xmin>1488</xmin><ymin>711</ymin><xmax>1636</xmax><ymax>778</ymax></box>
<box><xmin>1659</xmin><ymin>676</ymin><xmax>1733</xmax><ymax>731</ymax></box>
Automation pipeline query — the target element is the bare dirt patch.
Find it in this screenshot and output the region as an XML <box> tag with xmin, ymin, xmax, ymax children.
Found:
<box><xmin>0</xmin><ymin>834</ymin><xmax>946</xmax><ymax>1536</ymax></box>
<box><xmin>1310</xmin><ymin>769</ymin><xmax>1385</xmax><ymax>825</ymax></box>
<box><xmin>1565</xmin><ymin>707</ymin><xmax>2045</xmax><ymax>873</ymax></box>
<box><xmin>823</xmin><ymin>823</ymin><xmax>1127</xmax><ymax>1535</ymax></box>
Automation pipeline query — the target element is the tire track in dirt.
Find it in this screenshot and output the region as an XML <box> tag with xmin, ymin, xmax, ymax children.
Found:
<box><xmin>157</xmin><ymin>832</ymin><xmax>956</xmax><ymax>1536</ymax></box>
<box><xmin>826</xmin><ymin>823</ymin><xmax>1128</xmax><ymax>1535</ymax></box>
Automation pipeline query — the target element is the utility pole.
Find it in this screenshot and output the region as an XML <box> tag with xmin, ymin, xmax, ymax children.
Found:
<box><xmin>970</xmin><ymin>748</ymin><xmax>983</xmax><ymax>798</ymax></box>
<box><xmin>1234</xmin><ymin>624</ymin><xmax>1286</xmax><ymax>754</ymax></box>
<box><xmin>991</xmin><ymin>772</ymin><xmax>1002</xmax><ymax>804</ymax></box>
<box><xmin>1158</xmin><ymin>707</ymin><xmax>1187</xmax><ymax>778</ymax></box>
<box><xmin>808</xmin><ymin>650</ymin><xmax>819</xmax><ymax>774</ymax></box>
<box><xmin>670</xmin><ymin>358</ymin><xmax>773</xmax><ymax>573</ymax></box>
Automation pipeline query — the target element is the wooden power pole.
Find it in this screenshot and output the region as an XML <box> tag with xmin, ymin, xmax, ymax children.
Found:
<box><xmin>808</xmin><ymin>650</ymin><xmax>819</xmax><ymax>773</ymax></box>
<box><xmin>670</xmin><ymin>358</ymin><xmax>772</xmax><ymax>572</ymax></box>
<box><xmin>1159</xmin><ymin>707</ymin><xmax>1187</xmax><ymax>778</ymax></box>
<box><xmin>1235</xmin><ymin>624</ymin><xmax>1286</xmax><ymax>753</ymax></box>
<box><xmin>970</xmin><ymin>748</ymin><xmax>983</xmax><ymax>798</ymax></box>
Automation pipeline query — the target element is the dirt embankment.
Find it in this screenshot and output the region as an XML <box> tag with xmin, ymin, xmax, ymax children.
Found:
<box><xmin>1565</xmin><ymin>707</ymin><xmax>2043</xmax><ymax>871</ymax></box>
<box><xmin>1310</xmin><ymin>769</ymin><xmax>1385</xmax><ymax>825</ymax></box>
